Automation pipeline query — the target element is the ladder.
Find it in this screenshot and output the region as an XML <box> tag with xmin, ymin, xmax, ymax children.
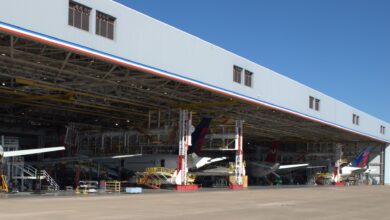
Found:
<box><xmin>40</xmin><ymin>170</ymin><xmax>60</xmax><ymax>191</ymax></box>
<box><xmin>1</xmin><ymin>175</ymin><xmax>9</xmax><ymax>193</ymax></box>
<box><xmin>13</xmin><ymin>164</ymin><xmax>38</xmax><ymax>179</ymax></box>
<box><xmin>13</xmin><ymin>164</ymin><xmax>60</xmax><ymax>191</ymax></box>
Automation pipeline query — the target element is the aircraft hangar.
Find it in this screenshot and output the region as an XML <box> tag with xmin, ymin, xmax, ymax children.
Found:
<box><xmin>0</xmin><ymin>0</ymin><xmax>389</xmax><ymax>193</ymax></box>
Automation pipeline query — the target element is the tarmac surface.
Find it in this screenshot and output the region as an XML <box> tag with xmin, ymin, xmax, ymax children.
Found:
<box><xmin>0</xmin><ymin>186</ymin><xmax>390</xmax><ymax>220</ymax></box>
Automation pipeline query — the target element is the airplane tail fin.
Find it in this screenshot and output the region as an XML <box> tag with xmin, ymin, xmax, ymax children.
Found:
<box><xmin>265</xmin><ymin>141</ymin><xmax>278</xmax><ymax>163</ymax></box>
<box><xmin>188</xmin><ymin>118</ymin><xmax>212</xmax><ymax>154</ymax></box>
<box><xmin>351</xmin><ymin>147</ymin><xmax>372</xmax><ymax>168</ymax></box>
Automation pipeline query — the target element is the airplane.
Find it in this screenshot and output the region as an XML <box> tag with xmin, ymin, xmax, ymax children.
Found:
<box><xmin>333</xmin><ymin>146</ymin><xmax>373</xmax><ymax>182</ymax></box>
<box><xmin>118</xmin><ymin>118</ymin><xmax>227</xmax><ymax>172</ymax></box>
<box><xmin>246</xmin><ymin>142</ymin><xmax>309</xmax><ymax>179</ymax></box>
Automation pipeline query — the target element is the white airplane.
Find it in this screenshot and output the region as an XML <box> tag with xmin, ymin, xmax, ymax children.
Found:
<box><xmin>333</xmin><ymin>147</ymin><xmax>373</xmax><ymax>182</ymax></box>
<box><xmin>246</xmin><ymin>142</ymin><xmax>309</xmax><ymax>178</ymax></box>
<box><xmin>114</xmin><ymin>118</ymin><xmax>227</xmax><ymax>172</ymax></box>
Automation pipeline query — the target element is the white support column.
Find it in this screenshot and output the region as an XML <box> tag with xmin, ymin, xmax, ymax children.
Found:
<box><xmin>176</xmin><ymin>109</ymin><xmax>192</xmax><ymax>186</ymax></box>
<box><xmin>385</xmin><ymin>144</ymin><xmax>390</xmax><ymax>185</ymax></box>
<box><xmin>234</xmin><ymin>120</ymin><xmax>244</xmax><ymax>185</ymax></box>
<box><xmin>333</xmin><ymin>143</ymin><xmax>343</xmax><ymax>183</ymax></box>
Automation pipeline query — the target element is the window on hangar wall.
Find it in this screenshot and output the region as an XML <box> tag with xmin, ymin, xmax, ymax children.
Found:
<box><xmin>233</xmin><ymin>65</ymin><xmax>242</xmax><ymax>84</ymax></box>
<box><xmin>309</xmin><ymin>96</ymin><xmax>320</xmax><ymax>111</ymax></box>
<box><xmin>380</xmin><ymin>125</ymin><xmax>386</xmax><ymax>135</ymax></box>
<box><xmin>68</xmin><ymin>1</ymin><xmax>91</xmax><ymax>31</ymax></box>
<box><xmin>315</xmin><ymin>98</ymin><xmax>320</xmax><ymax>111</ymax></box>
<box><xmin>353</xmin><ymin>114</ymin><xmax>360</xmax><ymax>125</ymax></box>
<box><xmin>309</xmin><ymin>96</ymin><xmax>314</xmax><ymax>109</ymax></box>
<box><xmin>96</xmin><ymin>11</ymin><xmax>116</xmax><ymax>40</ymax></box>
<box><xmin>244</xmin><ymin>70</ymin><xmax>253</xmax><ymax>87</ymax></box>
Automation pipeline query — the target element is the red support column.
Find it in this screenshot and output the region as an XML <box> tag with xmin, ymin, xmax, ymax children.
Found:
<box><xmin>175</xmin><ymin>109</ymin><xmax>199</xmax><ymax>191</ymax></box>
<box><xmin>230</xmin><ymin>120</ymin><xmax>244</xmax><ymax>190</ymax></box>
<box><xmin>333</xmin><ymin>144</ymin><xmax>345</xmax><ymax>186</ymax></box>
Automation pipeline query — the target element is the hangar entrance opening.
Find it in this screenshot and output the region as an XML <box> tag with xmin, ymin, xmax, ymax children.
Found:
<box><xmin>0</xmin><ymin>31</ymin><xmax>386</xmax><ymax>192</ymax></box>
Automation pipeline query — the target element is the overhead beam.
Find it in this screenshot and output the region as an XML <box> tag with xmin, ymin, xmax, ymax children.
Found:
<box><xmin>55</xmin><ymin>51</ymin><xmax>72</xmax><ymax>82</ymax></box>
<box><xmin>102</xmin><ymin>65</ymin><xmax>117</xmax><ymax>79</ymax></box>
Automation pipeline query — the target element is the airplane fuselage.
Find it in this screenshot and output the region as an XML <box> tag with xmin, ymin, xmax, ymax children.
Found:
<box><xmin>340</xmin><ymin>166</ymin><xmax>362</xmax><ymax>177</ymax></box>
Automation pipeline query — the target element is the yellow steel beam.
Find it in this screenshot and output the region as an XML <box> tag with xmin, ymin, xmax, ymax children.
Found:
<box><xmin>0</xmin><ymin>87</ymin><xmax>146</xmax><ymax>117</ymax></box>
<box><xmin>15</xmin><ymin>78</ymin><xmax>155</xmax><ymax>109</ymax></box>
<box><xmin>0</xmin><ymin>96</ymin><xmax>129</xmax><ymax>121</ymax></box>
<box><xmin>16</xmin><ymin>93</ymin><xmax>74</xmax><ymax>101</ymax></box>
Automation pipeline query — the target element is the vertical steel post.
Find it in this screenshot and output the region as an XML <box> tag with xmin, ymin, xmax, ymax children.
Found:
<box><xmin>234</xmin><ymin>120</ymin><xmax>244</xmax><ymax>185</ymax></box>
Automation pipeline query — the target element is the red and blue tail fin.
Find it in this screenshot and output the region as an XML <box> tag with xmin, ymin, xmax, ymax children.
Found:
<box><xmin>351</xmin><ymin>147</ymin><xmax>372</xmax><ymax>168</ymax></box>
<box><xmin>188</xmin><ymin>118</ymin><xmax>211</xmax><ymax>154</ymax></box>
<box><xmin>265</xmin><ymin>141</ymin><xmax>278</xmax><ymax>163</ymax></box>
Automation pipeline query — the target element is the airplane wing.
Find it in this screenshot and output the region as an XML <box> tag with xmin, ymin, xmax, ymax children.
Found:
<box><xmin>305</xmin><ymin>165</ymin><xmax>327</xmax><ymax>169</ymax></box>
<box><xmin>3</xmin><ymin>146</ymin><xmax>65</xmax><ymax>158</ymax></box>
<box><xmin>107</xmin><ymin>154</ymin><xmax>142</xmax><ymax>159</ymax></box>
<box><xmin>190</xmin><ymin>154</ymin><xmax>227</xmax><ymax>169</ymax></box>
<box><xmin>279</xmin><ymin>164</ymin><xmax>309</xmax><ymax>170</ymax></box>
<box><xmin>208</xmin><ymin>157</ymin><xmax>227</xmax><ymax>163</ymax></box>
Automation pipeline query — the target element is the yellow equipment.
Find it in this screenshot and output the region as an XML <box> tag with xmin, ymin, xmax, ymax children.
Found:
<box><xmin>136</xmin><ymin>167</ymin><xmax>196</xmax><ymax>189</ymax></box>
<box><xmin>1</xmin><ymin>175</ymin><xmax>9</xmax><ymax>193</ymax></box>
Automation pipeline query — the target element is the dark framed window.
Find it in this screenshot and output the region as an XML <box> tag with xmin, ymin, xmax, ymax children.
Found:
<box><xmin>315</xmin><ymin>99</ymin><xmax>320</xmax><ymax>111</ymax></box>
<box><xmin>380</xmin><ymin>126</ymin><xmax>386</xmax><ymax>135</ymax></box>
<box><xmin>233</xmin><ymin>66</ymin><xmax>242</xmax><ymax>84</ymax></box>
<box><xmin>68</xmin><ymin>1</ymin><xmax>91</xmax><ymax>31</ymax></box>
<box><xmin>309</xmin><ymin>96</ymin><xmax>314</xmax><ymax>109</ymax></box>
<box><xmin>309</xmin><ymin>96</ymin><xmax>320</xmax><ymax>111</ymax></box>
<box><xmin>353</xmin><ymin>114</ymin><xmax>360</xmax><ymax>125</ymax></box>
<box><xmin>96</xmin><ymin>11</ymin><xmax>116</xmax><ymax>40</ymax></box>
<box><xmin>244</xmin><ymin>70</ymin><xmax>253</xmax><ymax>87</ymax></box>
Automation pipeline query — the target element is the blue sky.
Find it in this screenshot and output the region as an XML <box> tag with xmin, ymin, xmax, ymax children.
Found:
<box><xmin>115</xmin><ymin>0</ymin><xmax>390</xmax><ymax>123</ymax></box>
